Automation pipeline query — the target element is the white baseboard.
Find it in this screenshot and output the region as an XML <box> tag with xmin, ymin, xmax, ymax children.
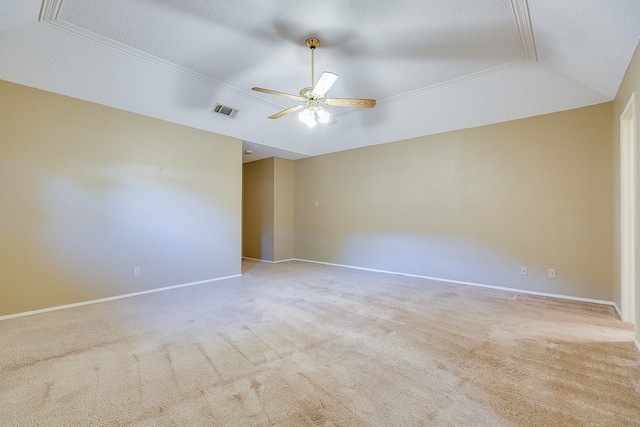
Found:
<box><xmin>3</xmin><ymin>259</ymin><xmax>624</xmax><ymax>324</ymax></box>
<box><xmin>611</xmin><ymin>302</ymin><xmax>623</xmax><ymax>320</ymax></box>
<box><xmin>242</xmin><ymin>257</ymin><xmax>296</xmax><ymax>264</ymax></box>
<box><xmin>0</xmin><ymin>274</ymin><xmax>241</xmax><ymax>322</ymax></box>
<box><xmin>293</xmin><ymin>258</ymin><xmax>619</xmax><ymax>311</ymax></box>
<box><xmin>636</xmin><ymin>339</ymin><xmax>640</xmax><ymax>353</ymax></box>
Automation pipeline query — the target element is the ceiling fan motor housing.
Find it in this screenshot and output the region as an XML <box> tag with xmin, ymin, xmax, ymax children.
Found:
<box><xmin>299</xmin><ymin>87</ymin><xmax>324</xmax><ymax>103</ymax></box>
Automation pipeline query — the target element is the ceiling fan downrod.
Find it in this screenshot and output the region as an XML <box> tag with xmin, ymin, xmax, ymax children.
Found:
<box><xmin>306</xmin><ymin>38</ymin><xmax>320</xmax><ymax>88</ymax></box>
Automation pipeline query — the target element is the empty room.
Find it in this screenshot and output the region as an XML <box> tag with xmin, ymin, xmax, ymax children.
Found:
<box><xmin>1</xmin><ymin>1</ymin><xmax>640</xmax><ymax>425</ymax></box>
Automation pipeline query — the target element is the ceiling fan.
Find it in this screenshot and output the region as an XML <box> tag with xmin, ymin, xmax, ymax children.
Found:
<box><xmin>252</xmin><ymin>37</ymin><xmax>376</xmax><ymax>127</ymax></box>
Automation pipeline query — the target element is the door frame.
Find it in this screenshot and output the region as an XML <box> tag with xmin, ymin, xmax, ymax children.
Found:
<box><xmin>620</xmin><ymin>92</ymin><xmax>636</xmax><ymax>331</ymax></box>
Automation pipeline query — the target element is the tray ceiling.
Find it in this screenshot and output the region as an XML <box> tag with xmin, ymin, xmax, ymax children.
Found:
<box><xmin>1</xmin><ymin>0</ymin><xmax>639</xmax><ymax>161</ymax></box>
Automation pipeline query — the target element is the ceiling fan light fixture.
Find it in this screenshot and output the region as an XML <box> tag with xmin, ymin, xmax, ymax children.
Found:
<box><xmin>317</xmin><ymin>107</ymin><xmax>331</xmax><ymax>124</ymax></box>
<box><xmin>298</xmin><ymin>108</ymin><xmax>317</xmax><ymax>127</ymax></box>
<box><xmin>298</xmin><ymin>105</ymin><xmax>332</xmax><ymax>127</ymax></box>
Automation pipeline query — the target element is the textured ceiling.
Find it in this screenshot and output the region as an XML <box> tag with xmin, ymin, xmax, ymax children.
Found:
<box><xmin>1</xmin><ymin>1</ymin><xmax>639</xmax><ymax>162</ymax></box>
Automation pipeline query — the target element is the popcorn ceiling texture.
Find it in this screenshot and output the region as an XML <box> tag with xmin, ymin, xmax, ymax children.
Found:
<box><xmin>0</xmin><ymin>1</ymin><xmax>638</xmax><ymax>156</ymax></box>
<box><xmin>1</xmin><ymin>260</ymin><xmax>639</xmax><ymax>426</ymax></box>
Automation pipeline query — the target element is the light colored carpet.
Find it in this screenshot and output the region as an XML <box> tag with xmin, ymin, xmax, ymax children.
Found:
<box><xmin>1</xmin><ymin>260</ymin><xmax>639</xmax><ymax>426</ymax></box>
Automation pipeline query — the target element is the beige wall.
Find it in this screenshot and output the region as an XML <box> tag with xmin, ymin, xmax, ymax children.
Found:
<box><xmin>274</xmin><ymin>158</ymin><xmax>294</xmax><ymax>261</ymax></box>
<box><xmin>243</xmin><ymin>158</ymin><xmax>275</xmax><ymax>260</ymax></box>
<box><xmin>0</xmin><ymin>80</ymin><xmax>242</xmax><ymax>316</ymax></box>
<box><xmin>242</xmin><ymin>157</ymin><xmax>294</xmax><ymax>261</ymax></box>
<box><xmin>612</xmin><ymin>42</ymin><xmax>640</xmax><ymax>334</ymax></box>
<box><xmin>295</xmin><ymin>103</ymin><xmax>613</xmax><ymax>301</ymax></box>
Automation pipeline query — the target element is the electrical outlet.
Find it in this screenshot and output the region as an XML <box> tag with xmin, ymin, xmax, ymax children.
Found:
<box><xmin>548</xmin><ymin>268</ymin><xmax>556</xmax><ymax>279</ymax></box>
<box><xmin>133</xmin><ymin>267</ymin><xmax>140</xmax><ymax>277</ymax></box>
<box><xmin>520</xmin><ymin>266</ymin><xmax>528</xmax><ymax>276</ymax></box>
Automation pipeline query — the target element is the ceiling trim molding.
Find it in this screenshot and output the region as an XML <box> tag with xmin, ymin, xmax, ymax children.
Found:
<box><xmin>39</xmin><ymin>0</ymin><xmax>538</xmax><ymax>111</ymax></box>
<box><xmin>357</xmin><ymin>58</ymin><xmax>531</xmax><ymax>108</ymax></box>
<box><xmin>39</xmin><ymin>0</ymin><xmax>63</xmax><ymax>21</ymax></box>
<box><xmin>38</xmin><ymin>0</ymin><xmax>284</xmax><ymax>110</ymax></box>
<box><xmin>510</xmin><ymin>0</ymin><xmax>537</xmax><ymax>62</ymax></box>
<box><xmin>376</xmin><ymin>0</ymin><xmax>537</xmax><ymax>106</ymax></box>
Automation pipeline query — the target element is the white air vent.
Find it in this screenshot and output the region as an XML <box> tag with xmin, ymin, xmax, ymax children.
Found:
<box><xmin>212</xmin><ymin>103</ymin><xmax>239</xmax><ymax>119</ymax></box>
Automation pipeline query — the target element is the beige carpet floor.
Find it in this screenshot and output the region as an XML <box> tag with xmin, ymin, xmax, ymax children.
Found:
<box><xmin>1</xmin><ymin>260</ymin><xmax>639</xmax><ymax>426</ymax></box>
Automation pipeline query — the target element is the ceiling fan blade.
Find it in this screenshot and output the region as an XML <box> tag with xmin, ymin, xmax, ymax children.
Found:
<box><xmin>312</xmin><ymin>72</ymin><xmax>339</xmax><ymax>97</ymax></box>
<box><xmin>268</xmin><ymin>104</ymin><xmax>304</xmax><ymax>119</ymax></box>
<box><xmin>252</xmin><ymin>87</ymin><xmax>305</xmax><ymax>101</ymax></box>
<box><xmin>326</xmin><ymin>98</ymin><xmax>377</xmax><ymax>108</ymax></box>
